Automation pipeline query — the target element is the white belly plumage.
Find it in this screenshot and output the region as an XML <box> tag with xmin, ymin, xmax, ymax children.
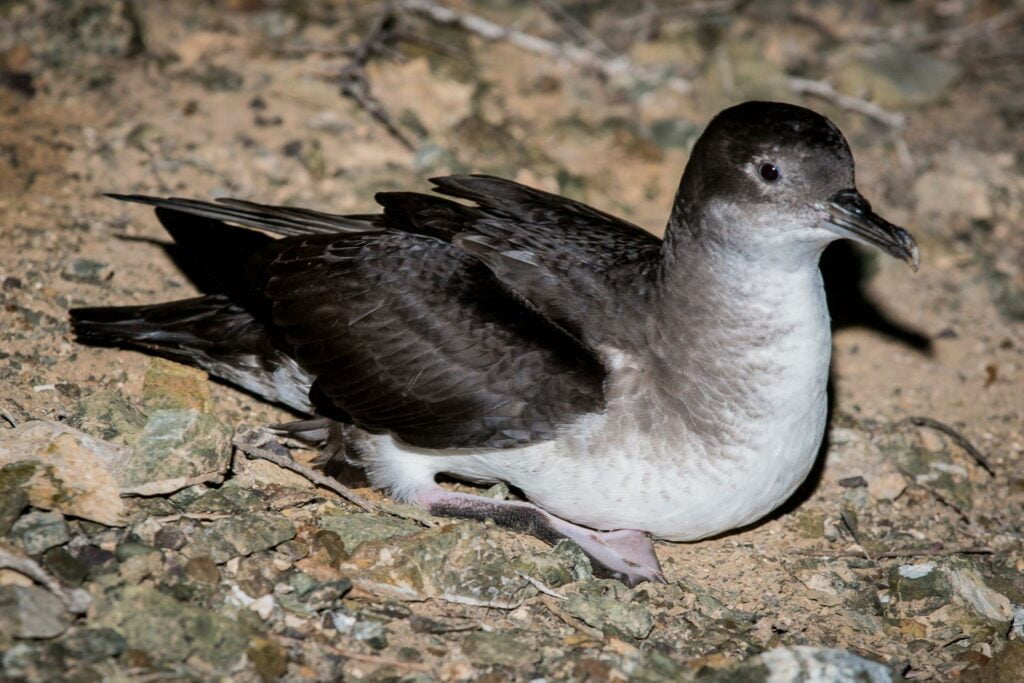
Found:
<box><xmin>356</xmin><ymin>394</ymin><xmax>827</xmax><ymax>541</ymax></box>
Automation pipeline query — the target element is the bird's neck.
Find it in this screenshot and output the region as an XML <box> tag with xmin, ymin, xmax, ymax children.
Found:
<box><xmin>641</xmin><ymin>225</ymin><xmax>832</xmax><ymax>446</ymax></box>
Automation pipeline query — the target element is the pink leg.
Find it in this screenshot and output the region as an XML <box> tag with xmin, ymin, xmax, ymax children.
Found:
<box><xmin>416</xmin><ymin>487</ymin><xmax>665</xmax><ymax>586</ymax></box>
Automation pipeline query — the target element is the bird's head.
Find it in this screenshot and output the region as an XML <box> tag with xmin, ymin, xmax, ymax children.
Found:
<box><xmin>672</xmin><ymin>101</ymin><xmax>919</xmax><ymax>272</ymax></box>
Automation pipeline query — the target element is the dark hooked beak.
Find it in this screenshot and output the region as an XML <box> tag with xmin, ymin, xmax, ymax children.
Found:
<box><xmin>822</xmin><ymin>189</ymin><xmax>920</xmax><ymax>271</ymax></box>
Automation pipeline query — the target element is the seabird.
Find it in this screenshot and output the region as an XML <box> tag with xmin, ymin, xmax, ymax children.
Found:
<box><xmin>70</xmin><ymin>101</ymin><xmax>919</xmax><ymax>585</ymax></box>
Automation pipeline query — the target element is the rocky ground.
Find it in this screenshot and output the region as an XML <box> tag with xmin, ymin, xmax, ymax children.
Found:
<box><xmin>1</xmin><ymin>0</ymin><xmax>1023</xmax><ymax>681</ymax></box>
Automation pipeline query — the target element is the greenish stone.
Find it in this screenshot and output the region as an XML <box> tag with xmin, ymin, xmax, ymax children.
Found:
<box><xmin>120</xmin><ymin>409</ymin><xmax>232</xmax><ymax>489</ymax></box>
<box><xmin>648</xmin><ymin>118</ymin><xmax>701</xmax><ymax>150</ymax></box>
<box><xmin>60</xmin><ymin>258</ymin><xmax>110</xmax><ymax>284</ymax></box>
<box><xmin>185</xmin><ymin>512</ymin><xmax>296</xmax><ymax>564</ymax></box>
<box><xmin>565</xmin><ymin>590</ymin><xmax>654</xmax><ymax>640</ymax></box>
<box><xmin>71</xmin><ymin>389</ymin><xmax>147</xmax><ymax>443</ymax></box>
<box><xmin>43</xmin><ymin>547</ymin><xmax>88</xmax><ymax>586</ymax></box>
<box><xmin>53</xmin><ymin>628</ymin><xmax>126</xmax><ymax>662</ymax></box>
<box><xmin>114</xmin><ymin>542</ymin><xmax>158</xmax><ymax>562</ymax></box>
<box><xmin>93</xmin><ymin>585</ymin><xmax>252</xmax><ymax>670</ymax></box>
<box><xmin>11</xmin><ymin>510</ymin><xmax>69</xmax><ymax>555</ymax></box>
<box><xmin>248</xmin><ymin>637</ymin><xmax>288</xmax><ymax>683</ymax></box>
<box><xmin>514</xmin><ymin>539</ymin><xmax>592</xmax><ymax>587</ymax></box>
<box><xmin>834</xmin><ymin>46</ymin><xmax>961</xmax><ymax>108</ymax></box>
<box><xmin>461</xmin><ymin>630</ymin><xmax>539</xmax><ymax>668</ymax></box>
<box><xmin>888</xmin><ymin>562</ymin><xmax>950</xmax><ymax>603</ymax></box>
<box><xmin>0</xmin><ymin>585</ymin><xmax>71</xmax><ymax>639</ymax></box>
<box><xmin>316</xmin><ymin>506</ymin><xmax>420</xmax><ymax>551</ymax></box>
<box><xmin>0</xmin><ymin>484</ymin><xmax>28</xmax><ymax>536</ymax></box>
<box><xmin>185</xmin><ymin>486</ymin><xmax>265</xmax><ymax>514</ymax></box>
<box><xmin>352</xmin><ymin>523</ymin><xmax>538</xmax><ymax>608</ymax></box>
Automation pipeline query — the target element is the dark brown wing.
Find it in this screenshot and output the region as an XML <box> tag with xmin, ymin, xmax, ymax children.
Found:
<box><xmin>376</xmin><ymin>174</ymin><xmax>663</xmax><ymax>351</ymax></box>
<box><xmin>264</xmin><ymin>230</ymin><xmax>605</xmax><ymax>449</ymax></box>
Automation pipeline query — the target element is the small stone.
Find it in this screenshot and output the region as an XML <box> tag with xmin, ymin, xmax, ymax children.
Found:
<box><xmin>119</xmin><ymin>551</ymin><xmax>163</xmax><ymax>585</ymax></box>
<box><xmin>115</xmin><ymin>542</ymin><xmax>158</xmax><ymax>562</ymax></box>
<box><xmin>185</xmin><ymin>555</ymin><xmax>221</xmax><ymax>585</ymax></box>
<box><xmin>185</xmin><ymin>486</ymin><xmax>264</xmax><ymax>514</ymax></box>
<box><xmin>54</xmin><ymin>628</ymin><xmax>126</xmax><ymax>662</ymax></box>
<box><xmin>11</xmin><ymin>510</ymin><xmax>69</xmax><ymax>555</ymax></box>
<box><xmin>868</xmin><ymin>472</ymin><xmax>907</xmax><ymax>501</ymax></box>
<box><xmin>839</xmin><ymin>476</ymin><xmax>867</xmax><ymax>488</ymax></box>
<box><xmin>154</xmin><ymin>526</ymin><xmax>187</xmax><ymax>550</ymax></box>
<box><xmin>43</xmin><ymin>547</ymin><xmax>88</xmax><ymax>586</ymax></box>
<box><xmin>565</xmin><ymin>588</ymin><xmax>654</xmax><ymax>640</ymax></box>
<box><xmin>301</xmin><ymin>579</ymin><xmax>353</xmax><ymax>611</ymax></box>
<box><xmin>248</xmin><ymin>637</ymin><xmax>288</xmax><ymax>682</ymax></box>
<box><xmin>461</xmin><ymin>630</ymin><xmax>539</xmax><ymax>668</ymax></box>
<box><xmin>351</xmin><ymin>618</ymin><xmax>388</xmax><ymax>649</ymax></box>
<box><xmin>185</xmin><ymin>512</ymin><xmax>296</xmax><ymax>564</ymax></box>
<box><xmin>60</xmin><ymin>258</ymin><xmax>111</xmax><ymax>284</ymax></box>
<box><xmin>141</xmin><ymin>358</ymin><xmax>213</xmax><ymax>413</ymax></box>
<box><xmin>249</xmin><ymin>595</ymin><xmax>276</xmax><ymax>620</ymax></box>
<box><xmin>0</xmin><ymin>585</ymin><xmax>71</xmax><ymax>638</ymax></box>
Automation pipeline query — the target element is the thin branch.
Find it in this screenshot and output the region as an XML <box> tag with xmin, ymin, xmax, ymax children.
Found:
<box><xmin>516</xmin><ymin>571</ymin><xmax>566</xmax><ymax>600</ymax></box>
<box><xmin>788</xmin><ymin>77</ymin><xmax>906</xmax><ymax>128</ymax></box>
<box><xmin>794</xmin><ymin>546</ymin><xmax>994</xmax><ymax>560</ymax></box>
<box><xmin>894</xmin><ymin>416</ymin><xmax>995</xmax><ymax>476</ymax></box>
<box><xmin>0</xmin><ymin>546</ymin><xmax>92</xmax><ymax>614</ymax></box>
<box><xmin>335</xmin><ymin>13</ymin><xmax>417</xmax><ymax>151</ymax></box>
<box><xmin>400</xmin><ymin>0</ymin><xmax>693</xmax><ymax>94</ymax></box>
<box><xmin>233</xmin><ymin>433</ymin><xmax>379</xmax><ymax>513</ymax></box>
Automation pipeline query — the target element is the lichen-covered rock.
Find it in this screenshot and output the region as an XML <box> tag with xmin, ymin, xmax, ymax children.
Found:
<box><xmin>461</xmin><ymin>630</ymin><xmax>539</xmax><ymax>668</ymax></box>
<box><xmin>117</xmin><ymin>409</ymin><xmax>233</xmax><ymax>495</ymax></box>
<box><xmin>183</xmin><ymin>512</ymin><xmax>296</xmax><ymax>564</ymax></box>
<box><xmin>564</xmin><ymin>581</ymin><xmax>654</xmax><ymax>640</ymax></box>
<box><xmin>316</xmin><ymin>505</ymin><xmax>422</xmax><ymax>551</ymax></box>
<box><xmin>0</xmin><ymin>422</ymin><xmax>126</xmax><ymax>526</ymax></box>
<box><xmin>10</xmin><ymin>510</ymin><xmax>69</xmax><ymax>555</ymax></box>
<box><xmin>71</xmin><ymin>389</ymin><xmax>147</xmax><ymax>443</ymax></box>
<box><xmin>833</xmin><ymin>46</ymin><xmax>961</xmax><ymax>108</ymax></box>
<box><xmin>342</xmin><ymin>522</ymin><xmax>538</xmax><ymax>608</ymax></box>
<box><xmin>0</xmin><ymin>585</ymin><xmax>71</xmax><ymax>639</ymax></box>
<box><xmin>93</xmin><ymin>585</ymin><xmax>253</xmax><ymax>670</ymax></box>
<box><xmin>514</xmin><ymin>539</ymin><xmax>593</xmax><ymax>587</ymax></box>
<box><xmin>141</xmin><ymin>357</ymin><xmax>213</xmax><ymax>412</ymax></box>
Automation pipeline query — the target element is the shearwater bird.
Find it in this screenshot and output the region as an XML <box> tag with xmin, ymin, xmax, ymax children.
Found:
<box><xmin>71</xmin><ymin>101</ymin><xmax>919</xmax><ymax>585</ymax></box>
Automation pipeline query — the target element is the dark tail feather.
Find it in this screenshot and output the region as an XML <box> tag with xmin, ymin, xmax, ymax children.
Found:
<box><xmin>70</xmin><ymin>295</ymin><xmax>314</xmax><ymax>414</ymax></box>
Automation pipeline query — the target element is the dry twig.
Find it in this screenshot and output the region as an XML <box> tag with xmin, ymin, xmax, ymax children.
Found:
<box><xmin>336</xmin><ymin>13</ymin><xmax>417</xmax><ymax>150</ymax></box>
<box><xmin>400</xmin><ymin>0</ymin><xmax>693</xmax><ymax>93</ymax></box>
<box><xmin>233</xmin><ymin>432</ymin><xmax>379</xmax><ymax>513</ymax></box>
<box><xmin>795</xmin><ymin>546</ymin><xmax>994</xmax><ymax>560</ymax></box>
<box><xmin>894</xmin><ymin>415</ymin><xmax>995</xmax><ymax>476</ymax></box>
<box><xmin>787</xmin><ymin>77</ymin><xmax>906</xmax><ymax>128</ymax></box>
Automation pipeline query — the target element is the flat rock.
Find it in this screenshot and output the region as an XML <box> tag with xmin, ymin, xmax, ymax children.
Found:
<box><xmin>461</xmin><ymin>630</ymin><xmax>540</xmax><ymax>668</ymax></box>
<box><xmin>0</xmin><ymin>585</ymin><xmax>71</xmax><ymax>639</ymax></box>
<box><xmin>834</xmin><ymin>45</ymin><xmax>961</xmax><ymax>108</ymax></box>
<box><xmin>342</xmin><ymin>522</ymin><xmax>538</xmax><ymax>608</ymax></box>
<box><xmin>141</xmin><ymin>357</ymin><xmax>213</xmax><ymax>412</ymax></box>
<box><xmin>316</xmin><ymin>506</ymin><xmax>421</xmax><ymax>552</ymax></box>
<box><xmin>117</xmin><ymin>409</ymin><xmax>233</xmax><ymax>495</ymax></box>
<box><xmin>10</xmin><ymin>510</ymin><xmax>69</xmax><ymax>555</ymax></box>
<box><xmin>565</xmin><ymin>584</ymin><xmax>654</xmax><ymax>640</ymax></box>
<box><xmin>0</xmin><ymin>421</ymin><xmax>126</xmax><ymax>526</ymax></box>
<box><xmin>184</xmin><ymin>512</ymin><xmax>296</xmax><ymax>564</ymax></box>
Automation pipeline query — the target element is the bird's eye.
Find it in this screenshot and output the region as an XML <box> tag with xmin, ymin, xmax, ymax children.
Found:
<box><xmin>758</xmin><ymin>163</ymin><xmax>780</xmax><ymax>183</ymax></box>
